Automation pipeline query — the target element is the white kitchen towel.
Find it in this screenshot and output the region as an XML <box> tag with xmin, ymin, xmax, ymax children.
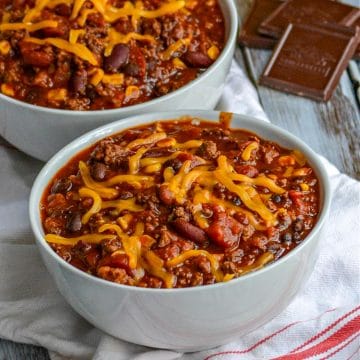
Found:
<box><xmin>0</xmin><ymin>59</ymin><xmax>359</xmax><ymax>360</ymax></box>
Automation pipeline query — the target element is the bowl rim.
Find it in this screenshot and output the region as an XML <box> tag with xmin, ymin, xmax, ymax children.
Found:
<box><xmin>0</xmin><ymin>0</ymin><xmax>238</xmax><ymax>116</ymax></box>
<box><xmin>29</xmin><ymin>110</ymin><xmax>332</xmax><ymax>294</ymax></box>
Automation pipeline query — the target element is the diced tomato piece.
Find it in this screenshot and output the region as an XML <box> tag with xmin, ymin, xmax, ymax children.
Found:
<box><xmin>207</xmin><ymin>212</ymin><xmax>243</xmax><ymax>249</ymax></box>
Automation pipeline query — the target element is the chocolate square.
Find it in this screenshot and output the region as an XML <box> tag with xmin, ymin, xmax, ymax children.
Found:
<box><xmin>259</xmin><ymin>0</ymin><xmax>360</xmax><ymax>39</ymax></box>
<box><xmin>238</xmin><ymin>0</ymin><xmax>283</xmax><ymax>49</ymax></box>
<box><xmin>260</xmin><ymin>23</ymin><xmax>360</xmax><ymax>101</ymax></box>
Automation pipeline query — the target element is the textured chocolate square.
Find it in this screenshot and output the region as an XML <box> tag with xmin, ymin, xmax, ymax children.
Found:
<box><xmin>238</xmin><ymin>0</ymin><xmax>283</xmax><ymax>49</ymax></box>
<box><xmin>259</xmin><ymin>0</ymin><xmax>360</xmax><ymax>39</ymax></box>
<box><xmin>260</xmin><ymin>24</ymin><xmax>360</xmax><ymax>101</ymax></box>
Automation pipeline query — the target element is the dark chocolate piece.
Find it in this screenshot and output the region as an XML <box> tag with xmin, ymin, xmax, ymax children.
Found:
<box><xmin>259</xmin><ymin>0</ymin><xmax>360</xmax><ymax>39</ymax></box>
<box><xmin>260</xmin><ymin>23</ymin><xmax>360</xmax><ymax>101</ymax></box>
<box><xmin>238</xmin><ymin>0</ymin><xmax>283</xmax><ymax>49</ymax></box>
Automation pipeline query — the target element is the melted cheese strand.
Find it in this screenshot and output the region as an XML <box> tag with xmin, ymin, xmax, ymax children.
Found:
<box><xmin>175</xmin><ymin>140</ymin><xmax>203</xmax><ymax>149</ymax></box>
<box><xmin>214</xmin><ymin>170</ymin><xmax>275</xmax><ymax>224</ymax></box>
<box><xmin>142</xmin><ymin>250</ymin><xmax>175</xmax><ymax>288</ymax></box>
<box><xmin>105</xmin><ymin>1</ymin><xmax>185</xmax><ymax>23</ymax></box>
<box><xmin>45</xmin><ymin>233</ymin><xmax>115</xmax><ymax>245</ymax></box>
<box><xmin>98</xmin><ymin>224</ymin><xmax>140</xmax><ymax>269</ymax></box>
<box><xmin>140</xmin><ymin>151</ymin><xmax>181</xmax><ymax>167</ymax></box>
<box><xmin>79</xmin><ymin>161</ymin><xmax>118</xmax><ymax>199</ymax></box>
<box><xmin>161</xmin><ymin>38</ymin><xmax>190</xmax><ymax>60</ymax></box>
<box><xmin>129</xmin><ymin>146</ymin><xmax>149</xmax><ymax>174</ymax></box>
<box><xmin>71</xmin><ymin>0</ymin><xmax>86</xmax><ymax>19</ymax></box>
<box><xmin>167</xmin><ymin>250</ymin><xmax>223</xmax><ymax>282</ymax></box>
<box><xmin>126</xmin><ymin>132</ymin><xmax>167</xmax><ymax>150</ymax></box>
<box><xmin>241</xmin><ymin>141</ymin><xmax>259</xmax><ymax>161</ymax></box>
<box><xmin>0</xmin><ymin>20</ymin><xmax>58</xmax><ymax>32</ymax></box>
<box><xmin>79</xmin><ymin>187</ymin><xmax>102</xmax><ymax>224</ymax></box>
<box><xmin>102</xmin><ymin>198</ymin><xmax>143</xmax><ymax>213</ymax></box>
<box><xmin>230</xmin><ymin>173</ymin><xmax>285</xmax><ymax>194</ymax></box>
<box><xmin>105</xmin><ymin>28</ymin><xmax>156</xmax><ymax>56</ymax></box>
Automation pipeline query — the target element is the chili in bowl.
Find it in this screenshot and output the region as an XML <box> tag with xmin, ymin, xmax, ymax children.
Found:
<box><xmin>29</xmin><ymin>111</ymin><xmax>331</xmax><ymax>350</ymax></box>
<box><xmin>0</xmin><ymin>0</ymin><xmax>237</xmax><ymax>161</ymax></box>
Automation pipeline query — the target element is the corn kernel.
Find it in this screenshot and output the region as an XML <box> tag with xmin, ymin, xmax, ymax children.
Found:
<box><xmin>47</xmin><ymin>88</ymin><xmax>68</xmax><ymax>101</ymax></box>
<box><xmin>1</xmin><ymin>83</ymin><xmax>14</xmax><ymax>97</ymax></box>
<box><xmin>0</xmin><ymin>40</ymin><xmax>11</xmax><ymax>55</ymax></box>
<box><xmin>125</xmin><ymin>85</ymin><xmax>140</xmax><ymax>99</ymax></box>
<box><xmin>90</xmin><ymin>69</ymin><xmax>104</xmax><ymax>86</ymax></box>
<box><xmin>300</xmin><ymin>183</ymin><xmax>309</xmax><ymax>191</ymax></box>
<box><xmin>207</xmin><ymin>45</ymin><xmax>219</xmax><ymax>60</ymax></box>
<box><xmin>102</xmin><ymin>73</ymin><xmax>124</xmax><ymax>86</ymax></box>
<box><xmin>172</xmin><ymin>57</ymin><xmax>187</xmax><ymax>69</ymax></box>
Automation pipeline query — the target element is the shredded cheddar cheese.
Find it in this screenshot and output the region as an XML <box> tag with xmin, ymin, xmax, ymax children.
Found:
<box><xmin>45</xmin><ymin>233</ymin><xmax>115</xmax><ymax>245</ymax></box>
<box><xmin>141</xmin><ymin>250</ymin><xmax>175</xmax><ymax>288</ymax></box>
<box><xmin>105</xmin><ymin>1</ymin><xmax>186</xmax><ymax>23</ymax></box>
<box><xmin>69</xmin><ymin>29</ymin><xmax>86</xmax><ymax>44</ymax></box>
<box><xmin>126</xmin><ymin>132</ymin><xmax>167</xmax><ymax>150</ymax></box>
<box><xmin>241</xmin><ymin>141</ymin><xmax>259</xmax><ymax>161</ymax></box>
<box><xmin>167</xmin><ymin>250</ymin><xmax>223</xmax><ymax>282</ymax></box>
<box><xmin>0</xmin><ymin>40</ymin><xmax>10</xmax><ymax>55</ymax></box>
<box><xmin>79</xmin><ymin>187</ymin><xmax>102</xmax><ymax>224</ymax></box>
<box><xmin>129</xmin><ymin>146</ymin><xmax>149</xmax><ymax>174</ymax></box>
<box><xmin>0</xmin><ymin>20</ymin><xmax>58</xmax><ymax>32</ymax></box>
<box><xmin>102</xmin><ymin>198</ymin><xmax>144</xmax><ymax>213</ymax></box>
<box><xmin>99</xmin><ymin>224</ymin><xmax>141</xmax><ymax>269</ymax></box>
<box><xmin>102</xmin><ymin>73</ymin><xmax>124</xmax><ymax>86</ymax></box>
<box><xmin>215</xmin><ymin>170</ymin><xmax>276</xmax><ymax>225</ymax></box>
<box><xmin>105</xmin><ymin>28</ymin><xmax>156</xmax><ymax>56</ymax></box>
<box><xmin>47</xmin><ymin>89</ymin><xmax>68</xmax><ymax>101</ymax></box>
<box><xmin>172</xmin><ymin>58</ymin><xmax>187</xmax><ymax>69</ymax></box>
<box><xmin>1</xmin><ymin>84</ymin><xmax>14</xmax><ymax>96</ymax></box>
<box><xmin>161</xmin><ymin>38</ymin><xmax>190</xmax><ymax>61</ymax></box>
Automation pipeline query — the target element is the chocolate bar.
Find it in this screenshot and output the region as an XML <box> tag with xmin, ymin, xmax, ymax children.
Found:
<box><xmin>238</xmin><ymin>0</ymin><xmax>283</xmax><ymax>49</ymax></box>
<box><xmin>259</xmin><ymin>0</ymin><xmax>360</xmax><ymax>39</ymax></box>
<box><xmin>260</xmin><ymin>23</ymin><xmax>360</xmax><ymax>101</ymax></box>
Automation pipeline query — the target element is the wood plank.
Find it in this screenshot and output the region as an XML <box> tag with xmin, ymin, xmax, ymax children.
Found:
<box><xmin>0</xmin><ymin>339</ymin><xmax>50</xmax><ymax>360</ymax></box>
<box><xmin>236</xmin><ymin>1</ymin><xmax>360</xmax><ymax>180</ymax></box>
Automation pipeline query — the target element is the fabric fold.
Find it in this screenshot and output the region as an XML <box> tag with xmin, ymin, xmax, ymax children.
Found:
<box><xmin>0</xmin><ymin>59</ymin><xmax>359</xmax><ymax>360</ymax></box>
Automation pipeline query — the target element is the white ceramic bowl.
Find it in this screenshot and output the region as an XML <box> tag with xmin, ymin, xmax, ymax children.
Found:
<box><xmin>29</xmin><ymin>110</ymin><xmax>331</xmax><ymax>351</ymax></box>
<box><xmin>0</xmin><ymin>0</ymin><xmax>237</xmax><ymax>162</ymax></box>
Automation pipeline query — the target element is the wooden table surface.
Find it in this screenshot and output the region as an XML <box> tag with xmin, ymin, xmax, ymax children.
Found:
<box><xmin>1</xmin><ymin>1</ymin><xmax>359</xmax><ymax>358</ymax></box>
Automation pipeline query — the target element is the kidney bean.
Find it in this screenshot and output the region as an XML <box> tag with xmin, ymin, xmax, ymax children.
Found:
<box><xmin>51</xmin><ymin>178</ymin><xmax>72</xmax><ymax>194</ymax></box>
<box><xmin>67</xmin><ymin>212</ymin><xmax>82</xmax><ymax>232</ymax></box>
<box><xmin>172</xmin><ymin>218</ymin><xmax>208</xmax><ymax>245</ymax></box>
<box><xmin>70</xmin><ymin>69</ymin><xmax>87</xmax><ymax>95</ymax></box>
<box><xmin>159</xmin><ymin>185</ymin><xmax>173</xmax><ymax>205</ymax></box>
<box><xmin>183</xmin><ymin>51</ymin><xmax>213</xmax><ymax>68</ymax></box>
<box><xmin>104</xmin><ymin>44</ymin><xmax>129</xmax><ymax>73</ymax></box>
<box><xmin>90</xmin><ymin>162</ymin><xmax>107</xmax><ymax>181</ymax></box>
